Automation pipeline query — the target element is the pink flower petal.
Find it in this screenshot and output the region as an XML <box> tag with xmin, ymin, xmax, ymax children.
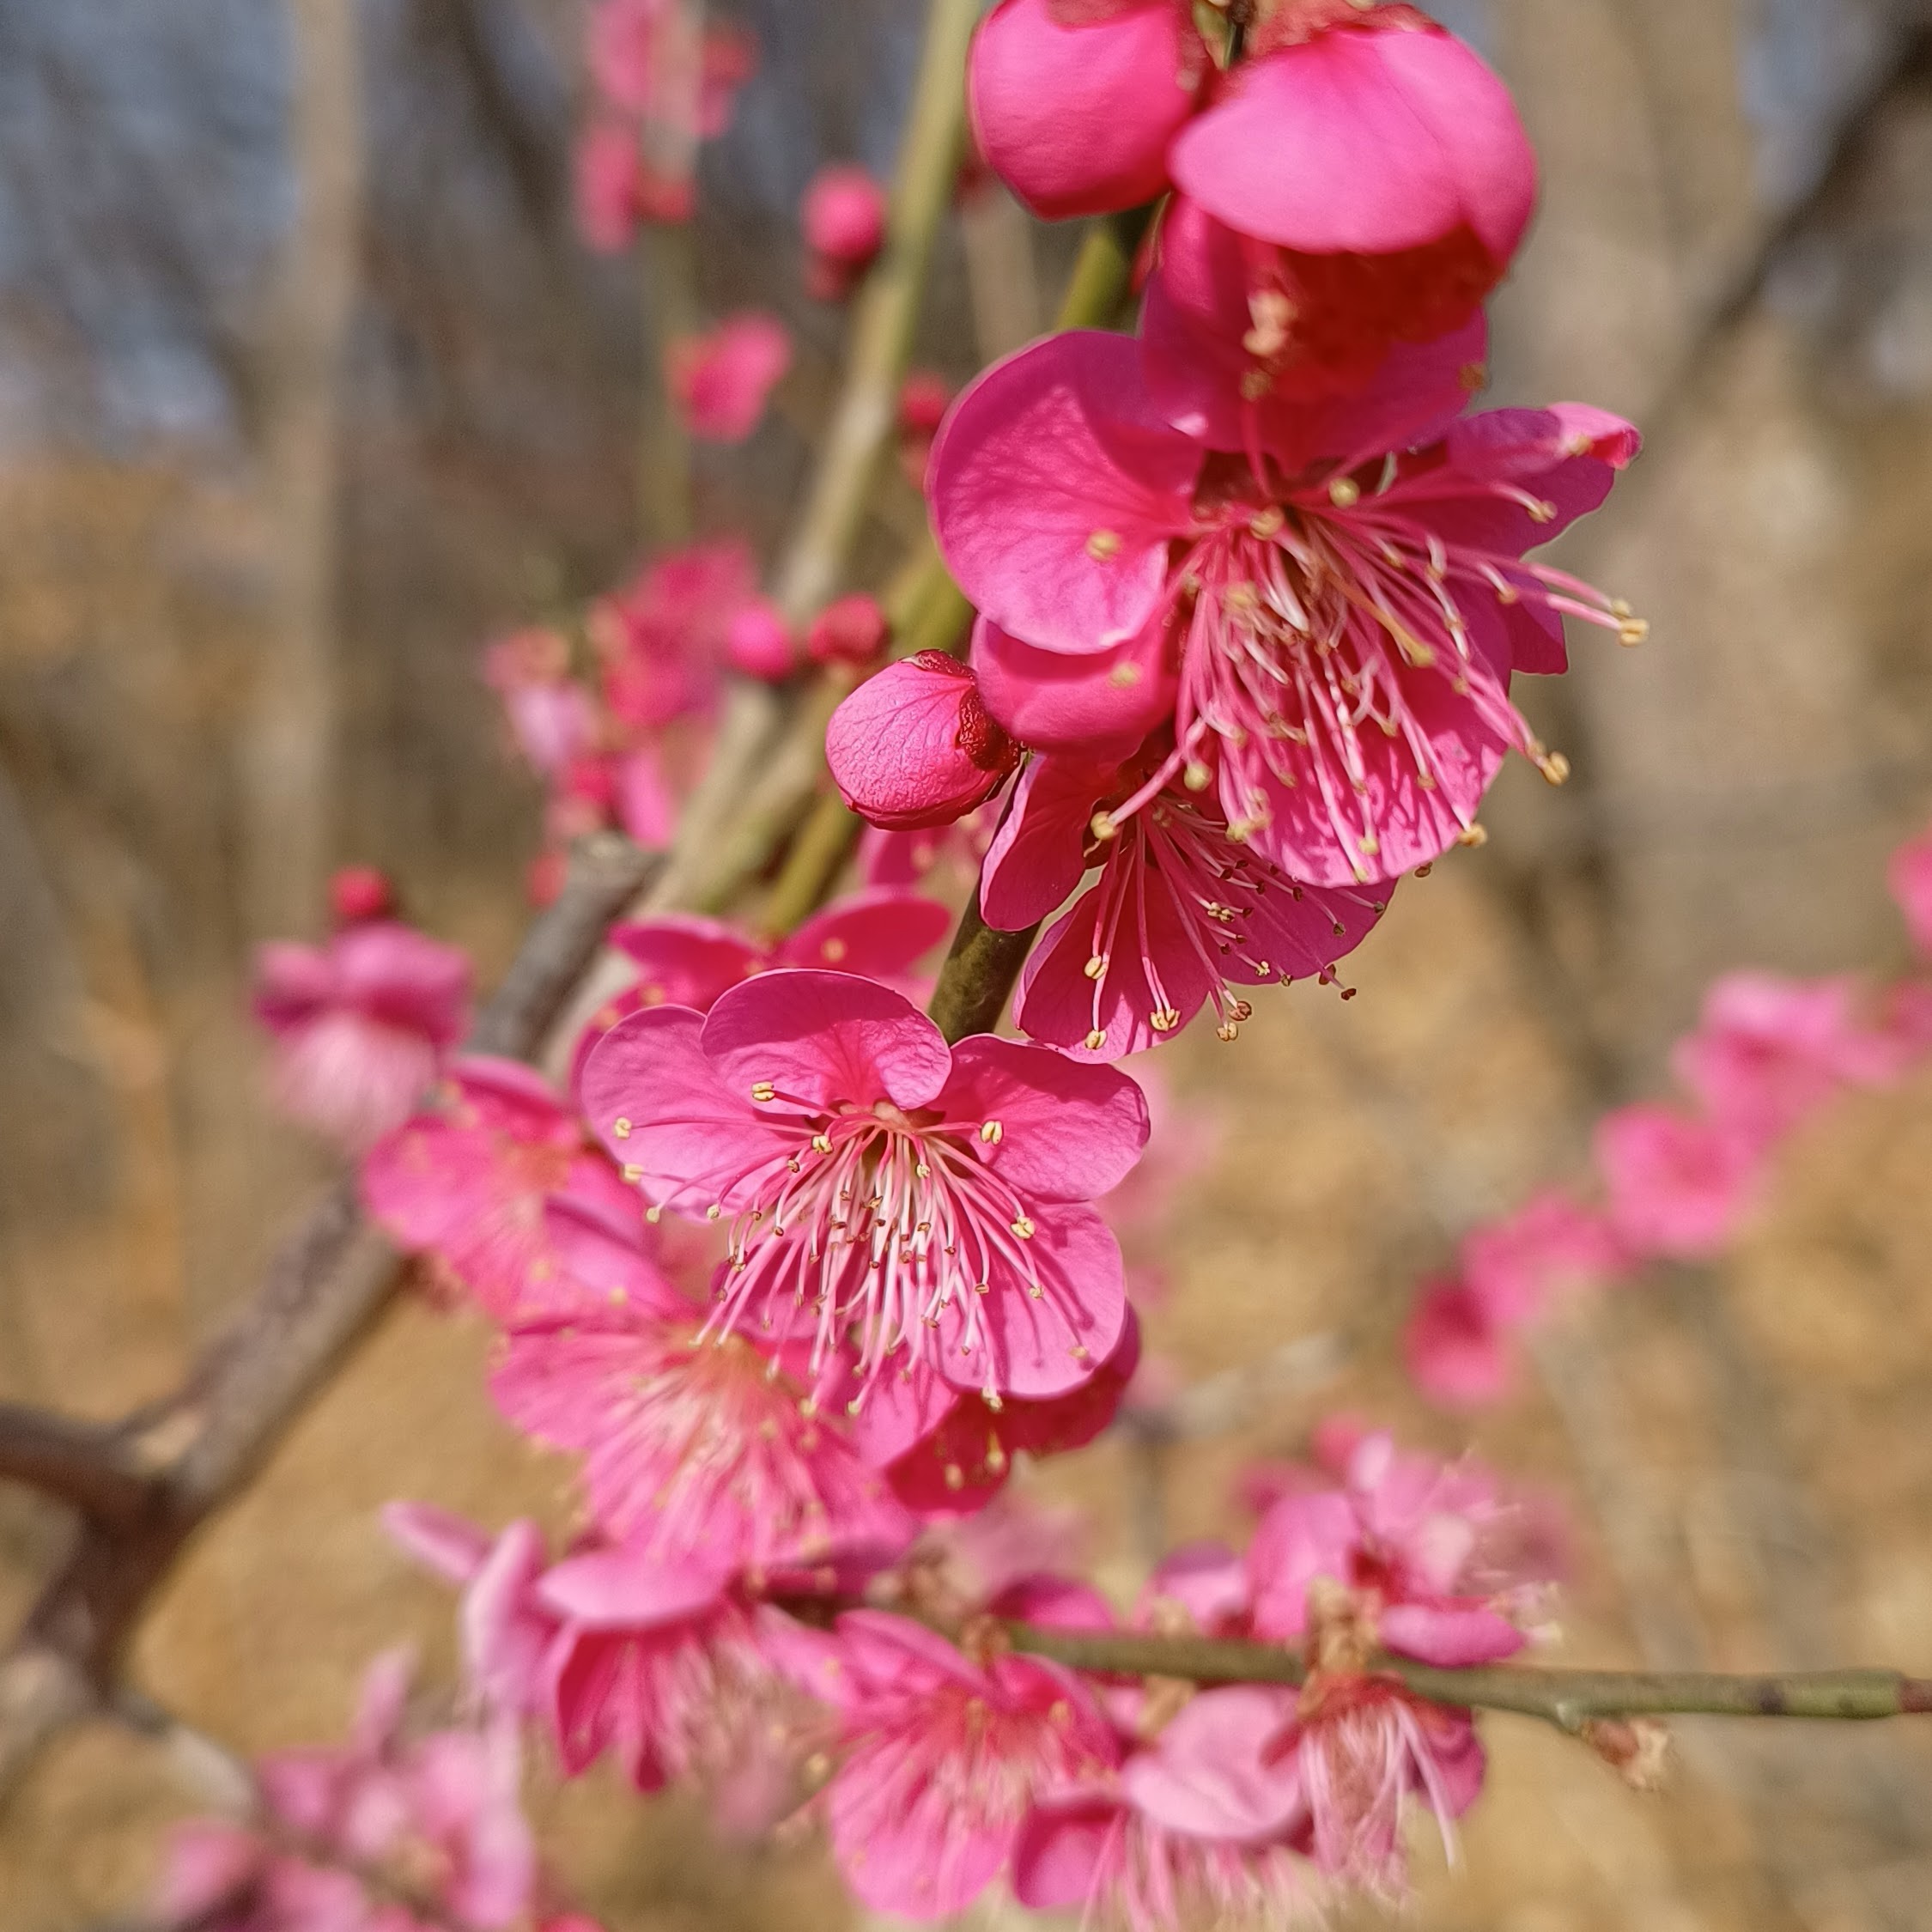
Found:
<box><xmin>1121</xmin><ymin>1685</ymin><xmax>1303</xmax><ymax>1843</ymax></box>
<box><xmin>972</xmin><ymin>613</ymin><xmax>1178</xmax><ymax>754</ymax></box>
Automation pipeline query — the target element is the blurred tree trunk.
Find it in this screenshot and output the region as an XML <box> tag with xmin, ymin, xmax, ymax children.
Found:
<box><xmin>241</xmin><ymin>0</ymin><xmax>364</xmax><ymax>940</ymax></box>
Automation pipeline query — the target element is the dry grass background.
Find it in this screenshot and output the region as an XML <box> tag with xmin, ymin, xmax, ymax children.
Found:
<box><xmin>4</xmin><ymin>3</ymin><xmax>1932</xmax><ymax>1928</ymax></box>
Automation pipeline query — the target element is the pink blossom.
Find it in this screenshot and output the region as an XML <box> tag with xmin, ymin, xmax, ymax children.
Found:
<box><xmin>1671</xmin><ymin>969</ymin><xmax>1901</xmax><ymax>1150</ymax></box>
<box><xmin>665</xmin><ymin>312</ymin><xmax>792</xmax><ymax>442</ymax></box>
<box><xmin>330</xmin><ymin>865</ymin><xmax>394</xmax><ymax>925</ymax></box>
<box><xmin>898</xmin><ymin>370</ymin><xmax>952</xmax><ymax>493</ymax></box>
<box><xmin>161</xmin><ymin>1652</ymin><xmax>538</xmax><ymax>1932</ymax></box>
<box><xmin>253</xmin><ymin>922</ymin><xmax>471</xmax><ymax>1155</ymax></box>
<box><xmin>592</xmin><ymin>538</ymin><xmax>757</xmax><ymax>732</ymax></box>
<box><xmin>1161</xmin><ymin>5</ymin><xmax>1534</xmax><ymax>407</ymax></box>
<box><xmin>588</xmin><ymin>0</ymin><xmax>756</xmax><ymax>138</ymax></box>
<box><xmin>1402</xmin><ymin>1273</ymin><xmax>1516</xmax><ymax>1409</ymax></box>
<box><xmin>981</xmin><ymin>739</ymin><xmax>1387</xmax><ymax>1058</ymax></box>
<box><xmin>848</xmin><ymin>1311</ymin><xmax>1141</xmax><ymax>1514</ymax></box>
<box><xmin>483</xmin><ymin>626</ymin><xmax>597</xmax><ymax>775</ymax></box>
<box><xmin>579</xmin><ymin>969</ymin><xmax>1149</xmax><ymax>1399</ymax></box>
<box><xmin>929</xmin><ymin>326</ymin><xmax>1639</xmax><ymax>887</ymax></box>
<box><xmin>538</xmin><ymin>1546</ymin><xmax>801</xmax><ymax>1798</ymax></box>
<box><xmin>361</xmin><ymin>1056</ymin><xmax>640</xmax><ymax>1320</ymax></box>
<box><xmin>570</xmin><ymin>886</ymin><xmax>953</xmax><ymax>1078</ymax></box>
<box><xmin>805</xmin><ymin>591</ymin><xmax>890</xmax><ymax>668</ymax></box>
<box><xmin>725</xmin><ymin>598</ymin><xmax>796</xmax><ymax>680</ymax></box>
<box><xmin>969</xmin><ymin>0</ymin><xmax>1202</xmax><ymax>221</ymax></box>
<box><xmin>1015</xmin><ymin>1781</ymin><xmax>1310</xmax><ymax>1932</ymax></box>
<box><xmin>826</xmin><ymin>653</ymin><xmax>1019</xmax><ymax>830</ymax></box>
<box><xmin>1890</xmin><ymin>824</ymin><xmax>1932</xmax><ymax>956</ymax></box>
<box><xmin>574</xmin><ymin>121</ymin><xmax>660</xmax><ymax>250</ymax></box>
<box><xmin>1246</xmin><ymin>1431</ymin><xmax>1555</xmax><ymax>1666</ymax></box>
<box><xmin>1461</xmin><ymin>1188</ymin><xmax>1630</xmax><ymax>1324</ymax></box>
<box><xmin>1595</xmin><ymin>1101</ymin><xmax>1763</xmax><ymax>1261</ymax></box>
<box><xmin>802</xmin><ymin>164</ymin><xmax>888</xmax><ymax>299</ymax></box>
<box><xmin>490</xmin><ymin>1196</ymin><xmax>914</xmax><ymax>1573</ymax></box>
<box><xmin>817</xmin><ymin>1611</ymin><xmax>1119</xmax><ymax>1919</ymax></box>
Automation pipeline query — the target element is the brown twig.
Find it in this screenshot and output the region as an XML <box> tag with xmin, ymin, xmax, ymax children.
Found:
<box><xmin>0</xmin><ymin>834</ymin><xmax>659</xmax><ymax>1797</ymax></box>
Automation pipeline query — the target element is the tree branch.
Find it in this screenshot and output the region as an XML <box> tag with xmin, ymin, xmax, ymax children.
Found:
<box><xmin>1000</xmin><ymin>1623</ymin><xmax>1932</xmax><ymax>1730</ymax></box>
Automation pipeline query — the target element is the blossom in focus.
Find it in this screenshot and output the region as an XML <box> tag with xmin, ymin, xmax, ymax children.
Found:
<box><xmin>490</xmin><ymin>1196</ymin><xmax>915</xmax><ymax>1571</ymax></box>
<box><xmin>848</xmin><ymin>1310</ymin><xmax>1141</xmax><ymax>1513</ymax></box>
<box><xmin>160</xmin><ymin>1651</ymin><xmax>539</xmax><ymax>1932</ymax></box>
<box><xmin>579</xmin><ymin>969</ymin><xmax>1148</xmax><ymax>1399</ymax></box>
<box><xmin>806</xmin><ymin>591</ymin><xmax>890</xmax><ymax>668</ymax></box>
<box><xmin>361</xmin><ymin>1056</ymin><xmax>641</xmax><ymax>1320</ymax></box>
<box><xmin>930</xmin><ymin>327</ymin><xmax>1639</xmax><ymax>888</ymax></box>
<box><xmin>802</xmin><ymin>163</ymin><xmax>888</xmax><ymax>299</ymax></box>
<box><xmin>665</xmin><ymin>312</ymin><xmax>792</xmax><ymax>442</ymax></box>
<box><xmin>1889</xmin><ymin>823</ymin><xmax>1932</xmax><ymax>956</ymax></box>
<box><xmin>969</xmin><ymin>0</ymin><xmax>1202</xmax><ymax>221</ymax></box>
<box><xmin>1595</xmin><ymin>1102</ymin><xmax>1763</xmax><ymax>1261</ymax></box>
<box><xmin>1158</xmin><ymin>4</ymin><xmax>1534</xmax><ymax>410</ymax></box>
<box><xmin>571</xmin><ymin>886</ymin><xmax>953</xmax><ymax>1077</ymax></box>
<box><xmin>981</xmin><ymin>739</ymin><xmax>1387</xmax><ymax>1058</ymax></box>
<box><xmin>1669</xmin><ymin>969</ymin><xmax>1902</xmax><ymax>1150</ymax></box>
<box><xmin>253</xmin><ymin>916</ymin><xmax>471</xmax><ymax>1156</ymax></box>
<box><xmin>826</xmin><ymin>653</ymin><xmax>1019</xmax><ymax>829</ymax></box>
<box><xmin>816</xmin><ymin>1611</ymin><xmax>1119</xmax><ymax>1919</ymax></box>
<box><xmin>483</xmin><ymin>626</ymin><xmax>596</xmax><ymax>776</ymax></box>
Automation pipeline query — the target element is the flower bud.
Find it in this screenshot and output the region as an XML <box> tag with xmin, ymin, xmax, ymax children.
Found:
<box><xmin>969</xmin><ymin>0</ymin><xmax>1198</xmax><ymax>221</ymax></box>
<box><xmin>826</xmin><ymin>653</ymin><xmax>1018</xmax><ymax>829</ymax></box>
<box><xmin>806</xmin><ymin>592</ymin><xmax>890</xmax><ymax>668</ymax></box>
<box><xmin>665</xmin><ymin>312</ymin><xmax>791</xmax><ymax>443</ymax></box>
<box><xmin>726</xmin><ymin>599</ymin><xmax>796</xmax><ymax>680</ymax></box>
<box><xmin>802</xmin><ymin>164</ymin><xmax>887</xmax><ymax>299</ymax></box>
<box><xmin>329</xmin><ymin>866</ymin><xmax>395</xmax><ymax>926</ymax></box>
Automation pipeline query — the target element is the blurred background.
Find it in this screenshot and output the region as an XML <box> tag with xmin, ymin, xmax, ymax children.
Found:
<box><xmin>3</xmin><ymin>0</ymin><xmax>1932</xmax><ymax>1926</ymax></box>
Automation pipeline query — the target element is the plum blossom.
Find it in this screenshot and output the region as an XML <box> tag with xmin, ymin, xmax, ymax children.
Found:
<box><xmin>489</xmin><ymin>1196</ymin><xmax>914</xmax><ymax>1571</ymax></box>
<box><xmin>969</xmin><ymin>0</ymin><xmax>1203</xmax><ymax>222</ymax></box>
<box><xmin>1402</xmin><ymin>1273</ymin><xmax>1516</xmax><ymax>1409</ymax></box>
<box><xmin>666</xmin><ymin>312</ymin><xmax>792</xmax><ymax>442</ymax></box>
<box><xmin>253</xmin><ymin>906</ymin><xmax>471</xmax><ymax>1156</ymax></box>
<box><xmin>802</xmin><ymin>163</ymin><xmax>888</xmax><ymax>299</ymax></box>
<box><xmin>570</xmin><ymin>886</ymin><xmax>952</xmax><ymax>1078</ymax></box>
<box><xmin>814</xmin><ymin>1612</ymin><xmax>1119</xmax><ymax>1919</ymax></box>
<box><xmin>983</xmin><ymin>736</ymin><xmax>1388</xmax><ymax>1057</ymax></box>
<box><xmin>827</xmin><ymin>653</ymin><xmax>1019</xmax><ymax>829</ymax></box>
<box><xmin>806</xmin><ymin>591</ymin><xmax>890</xmax><ymax>668</ymax></box>
<box><xmin>726</xmin><ymin>598</ymin><xmax>796</xmax><ymax>679</ymax></box>
<box><xmin>592</xmin><ymin>538</ymin><xmax>758</xmax><ymax>733</ymax></box>
<box><xmin>160</xmin><ymin>1651</ymin><xmax>542</xmax><ymax>1932</ymax></box>
<box><xmin>1595</xmin><ymin>1102</ymin><xmax>1763</xmax><ymax>1261</ymax></box>
<box><xmin>579</xmin><ymin>969</ymin><xmax>1148</xmax><ymax>1400</ymax></box>
<box><xmin>1156</xmin><ymin>4</ymin><xmax>1534</xmax><ymax>412</ymax></box>
<box><xmin>483</xmin><ymin>626</ymin><xmax>596</xmax><ymax>778</ymax></box>
<box><xmin>898</xmin><ymin>370</ymin><xmax>952</xmax><ymax>493</ymax></box>
<box><xmin>931</xmin><ymin>327</ymin><xmax>1638</xmax><ymax>888</ymax></box>
<box><xmin>361</xmin><ymin>1057</ymin><xmax>640</xmax><ymax>1320</ymax></box>
<box><xmin>1889</xmin><ymin>823</ymin><xmax>1932</xmax><ymax>957</ymax></box>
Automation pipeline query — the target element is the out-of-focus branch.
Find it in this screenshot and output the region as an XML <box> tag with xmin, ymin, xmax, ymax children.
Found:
<box><xmin>0</xmin><ymin>835</ymin><xmax>659</xmax><ymax>1798</ymax></box>
<box><xmin>1000</xmin><ymin>1622</ymin><xmax>1932</xmax><ymax>1729</ymax></box>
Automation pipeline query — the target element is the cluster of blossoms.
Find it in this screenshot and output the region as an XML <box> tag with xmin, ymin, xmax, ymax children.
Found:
<box><xmin>221</xmin><ymin>3</ymin><xmax>1685</xmax><ymax>1925</ymax></box>
<box><xmin>161</xmin><ymin>1649</ymin><xmax>598</xmax><ymax>1932</ymax></box>
<box><xmin>1404</xmin><ymin>823</ymin><xmax>1932</xmax><ymax>1407</ymax></box>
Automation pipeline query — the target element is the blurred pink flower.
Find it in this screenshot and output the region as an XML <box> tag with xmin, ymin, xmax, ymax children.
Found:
<box><xmin>665</xmin><ymin>312</ymin><xmax>792</xmax><ymax>442</ymax></box>
<box><xmin>578</xmin><ymin>969</ymin><xmax>1148</xmax><ymax>1400</ymax></box>
<box><xmin>725</xmin><ymin>598</ymin><xmax>796</xmax><ymax>679</ymax></box>
<box><xmin>1890</xmin><ymin>823</ymin><xmax>1932</xmax><ymax>956</ymax></box>
<box><xmin>483</xmin><ymin>626</ymin><xmax>596</xmax><ymax>776</ymax></box>
<box><xmin>826</xmin><ymin>653</ymin><xmax>1018</xmax><ymax>830</ymax></box>
<box><xmin>1595</xmin><ymin>1101</ymin><xmax>1763</xmax><ymax>1261</ymax></box>
<box><xmin>593</xmin><ymin>538</ymin><xmax>757</xmax><ymax>733</ymax></box>
<box><xmin>253</xmin><ymin>921</ymin><xmax>471</xmax><ymax>1155</ymax></box>
<box><xmin>802</xmin><ymin>163</ymin><xmax>887</xmax><ymax>299</ymax></box>
<box><xmin>898</xmin><ymin>370</ymin><xmax>952</xmax><ymax>493</ymax></box>
<box><xmin>361</xmin><ymin>1056</ymin><xmax>640</xmax><ymax>1320</ymax></box>
<box><xmin>588</xmin><ymin>0</ymin><xmax>756</xmax><ymax>137</ymax></box>
<box><xmin>1402</xmin><ymin>1272</ymin><xmax>1516</xmax><ymax>1410</ymax></box>
<box><xmin>817</xmin><ymin>1611</ymin><xmax>1118</xmax><ymax>1919</ymax></box>
<box><xmin>805</xmin><ymin>591</ymin><xmax>890</xmax><ymax>669</ymax></box>
<box><xmin>329</xmin><ymin>864</ymin><xmax>395</xmax><ymax>925</ymax></box>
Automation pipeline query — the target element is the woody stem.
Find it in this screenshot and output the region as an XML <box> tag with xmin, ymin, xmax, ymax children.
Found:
<box><xmin>999</xmin><ymin>1622</ymin><xmax>1932</xmax><ymax>1731</ymax></box>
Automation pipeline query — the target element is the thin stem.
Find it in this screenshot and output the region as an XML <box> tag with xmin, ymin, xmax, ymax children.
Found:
<box><xmin>927</xmin><ymin>888</ymin><xmax>1040</xmax><ymax>1043</ymax></box>
<box><xmin>1000</xmin><ymin>1623</ymin><xmax>1932</xmax><ymax>1730</ymax></box>
<box><xmin>637</xmin><ymin>219</ymin><xmax>698</xmax><ymax>549</ymax></box>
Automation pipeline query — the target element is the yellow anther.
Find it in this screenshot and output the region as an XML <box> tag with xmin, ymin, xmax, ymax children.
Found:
<box><xmin>980</xmin><ymin>1119</ymin><xmax>1003</xmax><ymax>1145</ymax></box>
<box><xmin>1083</xmin><ymin>954</ymin><xmax>1108</xmax><ymax>981</ymax></box>
<box><xmin>915</xmin><ymin>1162</ymin><xmax>931</xmax><ymax>1179</ymax></box>
<box><xmin>1249</xmin><ymin>507</ymin><xmax>1285</xmax><ymax>540</ymax></box>
<box><xmin>1183</xmin><ymin>760</ymin><xmax>1212</xmax><ymax>792</ymax></box>
<box><xmin>646</xmin><ymin>1205</ymin><xmax>662</xmax><ymax>1223</ymax></box>
<box><xmin>1528</xmin><ymin>498</ymin><xmax>1558</xmax><ymax>524</ymax></box>
<box><xmin>612</xmin><ymin>1117</ymin><xmax>632</xmax><ymax>1139</ymax></box>
<box><xmin>1011</xmin><ymin>1216</ymin><xmax>1036</xmax><ymax>1239</ymax></box>
<box><xmin>811</xmin><ymin>1133</ymin><xmax>833</xmax><ymax>1154</ymax></box>
<box><xmin>1084</xmin><ymin>1029</ymin><xmax>1107</xmax><ymax>1051</ymax></box>
<box><xmin>1328</xmin><ymin>477</ymin><xmax>1362</xmax><ymax>508</ymax></box>
<box><xmin>1107</xmin><ymin>661</ymin><xmax>1144</xmax><ymax>688</ymax></box>
<box><xmin>623</xmin><ymin>1164</ymin><xmax>643</xmax><ymax>1182</ymax></box>
<box><xmin>706</xmin><ymin>1203</ymin><xmax>722</xmax><ymax>1221</ymax></box>
<box><xmin>1457</xmin><ymin>823</ymin><xmax>1490</xmax><ymax>848</ymax></box>
<box><xmin>1085</xmin><ymin>529</ymin><xmax>1122</xmax><ymax>561</ymax></box>
<box><xmin>1091</xmin><ymin>811</ymin><xmax>1119</xmax><ymax>842</ymax></box>
<box><xmin>1618</xmin><ymin>616</ymin><xmax>1649</xmax><ymax>646</ymax></box>
<box><xmin>1539</xmin><ymin>751</ymin><xmax>1572</xmax><ymax>786</ymax></box>
<box><xmin>751</xmin><ymin>1081</ymin><xmax>776</xmax><ymax>1103</ymax></box>
<box><xmin>819</xmin><ymin>936</ymin><xmax>848</xmax><ymax>963</ymax></box>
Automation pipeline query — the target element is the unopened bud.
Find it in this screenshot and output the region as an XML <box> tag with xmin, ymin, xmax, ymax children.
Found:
<box><xmin>1580</xmin><ymin>1716</ymin><xmax>1672</xmax><ymax>1792</ymax></box>
<box><xmin>826</xmin><ymin>653</ymin><xmax>1018</xmax><ymax>829</ymax></box>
